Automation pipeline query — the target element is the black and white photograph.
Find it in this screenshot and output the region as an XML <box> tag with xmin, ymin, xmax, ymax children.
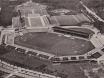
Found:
<box><xmin>0</xmin><ymin>0</ymin><xmax>104</xmax><ymax>78</ymax></box>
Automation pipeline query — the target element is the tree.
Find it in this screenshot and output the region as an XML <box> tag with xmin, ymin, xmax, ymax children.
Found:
<box><xmin>0</xmin><ymin>6</ymin><xmax>18</xmax><ymax>27</ymax></box>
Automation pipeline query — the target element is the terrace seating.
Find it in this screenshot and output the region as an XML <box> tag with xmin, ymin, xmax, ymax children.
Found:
<box><xmin>38</xmin><ymin>54</ymin><xmax>49</xmax><ymax>59</ymax></box>
<box><xmin>53</xmin><ymin>27</ymin><xmax>92</xmax><ymax>38</ymax></box>
<box><xmin>27</xmin><ymin>51</ymin><xmax>37</xmax><ymax>57</ymax></box>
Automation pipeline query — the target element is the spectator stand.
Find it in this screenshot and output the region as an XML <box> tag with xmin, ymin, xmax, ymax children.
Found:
<box><xmin>51</xmin><ymin>55</ymin><xmax>92</xmax><ymax>63</ymax></box>
<box><xmin>52</xmin><ymin>27</ymin><xmax>93</xmax><ymax>39</ymax></box>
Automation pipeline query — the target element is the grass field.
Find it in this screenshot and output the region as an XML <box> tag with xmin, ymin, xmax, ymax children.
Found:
<box><xmin>30</xmin><ymin>17</ymin><xmax>43</xmax><ymax>26</ymax></box>
<box><xmin>25</xmin><ymin>17</ymin><xmax>43</xmax><ymax>27</ymax></box>
<box><xmin>14</xmin><ymin>32</ymin><xmax>95</xmax><ymax>56</ymax></box>
<box><xmin>54</xmin><ymin>15</ymin><xmax>79</xmax><ymax>26</ymax></box>
<box><xmin>48</xmin><ymin>14</ymin><xmax>91</xmax><ymax>26</ymax></box>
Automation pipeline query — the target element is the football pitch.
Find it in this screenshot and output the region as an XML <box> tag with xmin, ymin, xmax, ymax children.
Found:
<box><xmin>14</xmin><ymin>32</ymin><xmax>95</xmax><ymax>56</ymax></box>
<box><xmin>48</xmin><ymin>14</ymin><xmax>91</xmax><ymax>26</ymax></box>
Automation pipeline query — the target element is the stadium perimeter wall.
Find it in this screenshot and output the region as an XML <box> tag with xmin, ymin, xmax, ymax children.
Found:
<box><xmin>26</xmin><ymin>27</ymin><xmax>52</xmax><ymax>32</ymax></box>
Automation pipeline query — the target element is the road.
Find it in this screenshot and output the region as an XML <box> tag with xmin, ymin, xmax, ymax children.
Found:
<box><xmin>80</xmin><ymin>1</ymin><xmax>104</xmax><ymax>23</ymax></box>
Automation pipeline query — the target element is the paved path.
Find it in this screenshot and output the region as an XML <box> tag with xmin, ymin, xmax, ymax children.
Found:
<box><xmin>80</xmin><ymin>1</ymin><xmax>104</xmax><ymax>22</ymax></box>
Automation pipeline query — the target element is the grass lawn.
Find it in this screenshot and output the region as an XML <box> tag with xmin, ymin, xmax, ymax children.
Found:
<box><xmin>14</xmin><ymin>32</ymin><xmax>95</xmax><ymax>56</ymax></box>
<box><xmin>30</xmin><ymin>18</ymin><xmax>43</xmax><ymax>26</ymax></box>
<box><xmin>46</xmin><ymin>64</ymin><xmax>88</xmax><ymax>78</ymax></box>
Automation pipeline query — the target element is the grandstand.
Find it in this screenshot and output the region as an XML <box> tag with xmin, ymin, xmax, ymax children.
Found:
<box><xmin>67</xmin><ymin>28</ymin><xmax>95</xmax><ymax>35</ymax></box>
<box><xmin>52</xmin><ymin>27</ymin><xmax>93</xmax><ymax>38</ymax></box>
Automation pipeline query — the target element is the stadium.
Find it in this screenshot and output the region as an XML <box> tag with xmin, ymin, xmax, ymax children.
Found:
<box><xmin>0</xmin><ymin>0</ymin><xmax>104</xmax><ymax>78</ymax></box>
<box><xmin>3</xmin><ymin>25</ymin><xmax>102</xmax><ymax>62</ymax></box>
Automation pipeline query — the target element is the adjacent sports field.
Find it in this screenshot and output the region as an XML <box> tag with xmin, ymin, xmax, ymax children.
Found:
<box><xmin>14</xmin><ymin>32</ymin><xmax>95</xmax><ymax>56</ymax></box>
<box><xmin>30</xmin><ymin>17</ymin><xmax>43</xmax><ymax>26</ymax></box>
<box><xmin>48</xmin><ymin>14</ymin><xmax>91</xmax><ymax>26</ymax></box>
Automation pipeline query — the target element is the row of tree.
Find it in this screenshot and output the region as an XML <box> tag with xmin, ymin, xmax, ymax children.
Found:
<box><xmin>0</xmin><ymin>0</ymin><xmax>26</xmax><ymax>27</ymax></box>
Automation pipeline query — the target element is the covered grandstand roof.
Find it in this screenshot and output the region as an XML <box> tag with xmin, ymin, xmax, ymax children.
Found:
<box><xmin>48</xmin><ymin>14</ymin><xmax>91</xmax><ymax>26</ymax></box>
